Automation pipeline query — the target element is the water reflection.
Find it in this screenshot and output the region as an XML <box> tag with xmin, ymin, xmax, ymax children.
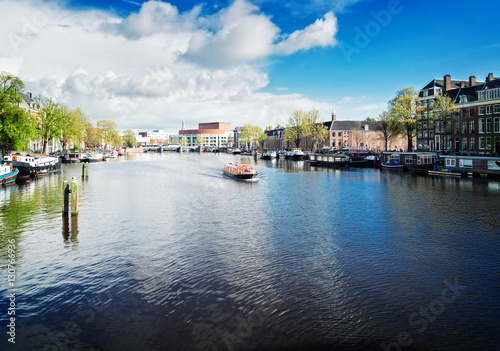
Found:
<box><xmin>1</xmin><ymin>153</ymin><xmax>499</xmax><ymax>351</ymax></box>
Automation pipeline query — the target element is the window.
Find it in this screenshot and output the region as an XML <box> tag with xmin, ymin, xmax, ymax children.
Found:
<box><xmin>479</xmin><ymin>106</ymin><xmax>485</xmax><ymax>115</ymax></box>
<box><xmin>462</xmin><ymin>121</ymin><xmax>467</xmax><ymax>134</ymax></box>
<box><xmin>422</xmin><ymin>90</ymin><xmax>428</xmax><ymax>97</ymax></box>
<box><xmin>495</xmin><ymin>105</ymin><xmax>500</xmax><ymax>114</ymax></box>
<box><xmin>446</xmin><ymin>158</ymin><xmax>456</xmax><ymax>167</ymax></box>
<box><xmin>469</xmin><ymin>108</ymin><xmax>474</xmax><ymax>118</ymax></box>
<box><xmin>470</xmin><ymin>137</ymin><xmax>475</xmax><ymax>150</ymax></box>
<box><xmin>462</xmin><ymin>137</ymin><xmax>467</xmax><ymax>150</ymax></box>
<box><xmin>487</xmin><ymin>118</ymin><xmax>492</xmax><ymax>133</ymax></box>
<box><xmin>454</xmin><ymin>123</ymin><xmax>459</xmax><ymax>134</ymax></box>
<box><xmin>486</xmin><ymin>105</ymin><xmax>492</xmax><ymax>115</ymax></box>
<box><xmin>338</xmin><ymin>132</ymin><xmax>341</xmax><ymax>137</ymax></box>
<box><xmin>461</xmin><ymin>109</ymin><xmax>466</xmax><ymax>118</ymax></box>
<box><xmin>405</xmin><ymin>156</ymin><xmax>413</xmax><ymax>164</ymax></box>
<box><xmin>460</xmin><ymin>159</ymin><xmax>473</xmax><ymax>168</ymax></box>
<box><xmin>479</xmin><ymin>119</ymin><xmax>485</xmax><ymax>133</ymax></box>
<box><xmin>494</xmin><ymin>118</ymin><xmax>500</xmax><ymax>133</ymax></box>
<box><xmin>486</xmin><ymin>137</ymin><xmax>492</xmax><ymax>149</ymax></box>
<box><xmin>470</xmin><ymin>120</ymin><xmax>475</xmax><ymax>134</ymax></box>
<box><xmin>479</xmin><ymin>137</ymin><xmax>486</xmax><ymax>149</ymax></box>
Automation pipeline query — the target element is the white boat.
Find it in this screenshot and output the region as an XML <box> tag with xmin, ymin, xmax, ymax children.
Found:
<box><xmin>3</xmin><ymin>154</ymin><xmax>61</xmax><ymax>177</ymax></box>
<box><xmin>261</xmin><ymin>151</ymin><xmax>277</xmax><ymax>159</ymax></box>
<box><xmin>84</xmin><ymin>153</ymin><xmax>104</xmax><ymax>162</ymax></box>
<box><xmin>284</xmin><ymin>149</ymin><xmax>305</xmax><ymax>160</ymax></box>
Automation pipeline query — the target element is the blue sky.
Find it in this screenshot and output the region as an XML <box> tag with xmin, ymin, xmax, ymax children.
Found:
<box><xmin>1</xmin><ymin>0</ymin><xmax>499</xmax><ymax>132</ymax></box>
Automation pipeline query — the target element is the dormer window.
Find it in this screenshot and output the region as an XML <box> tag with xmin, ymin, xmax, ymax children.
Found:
<box><xmin>422</xmin><ymin>90</ymin><xmax>428</xmax><ymax>97</ymax></box>
<box><xmin>459</xmin><ymin>95</ymin><xmax>468</xmax><ymax>103</ymax></box>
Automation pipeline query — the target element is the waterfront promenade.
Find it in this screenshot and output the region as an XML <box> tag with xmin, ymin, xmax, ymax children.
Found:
<box><xmin>1</xmin><ymin>153</ymin><xmax>499</xmax><ymax>351</ymax></box>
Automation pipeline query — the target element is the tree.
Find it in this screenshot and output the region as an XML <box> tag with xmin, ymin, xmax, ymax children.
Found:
<box><xmin>96</xmin><ymin>119</ymin><xmax>121</xmax><ymax>148</ymax></box>
<box><xmin>195</xmin><ymin>134</ymin><xmax>206</xmax><ymax>147</ymax></box>
<box><xmin>285</xmin><ymin>110</ymin><xmax>309</xmax><ymax>148</ymax></box>
<box><xmin>388</xmin><ymin>87</ymin><xmax>421</xmax><ymax>152</ymax></box>
<box><xmin>365</xmin><ymin>117</ymin><xmax>377</xmax><ymax>121</ymax></box>
<box><xmin>306</xmin><ymin>109</ymin><xmax>328</xmax><ymax>150</ymax></box>
<box><xmin>350</xmin><ymin>122</ymin><xmax>363</xmax><ymax>149</ymax></box>
<box><xmin>428</xmin><ymin>92</ymin><xmax>458</xmax><ymax>151</ymax></box>
<box><xmin>0</xmin><ymin>73</ymin><xmax>36</xmax><ymax>152</ymax></box>
<box><xmin>180</xmin><ymin>136</ymin><xmax>188</xmax><ymax>147</ymax></box>
<box><xmin>377</xmin><ymin>111</ymin><xmax>395</xmax><ymax>152</ymax></box>
<box><xmin>258</xmin><ymin>132</ymin><xmax>268</xmax><ymax>150</ymax></box>
<box><xmin>34</xmin><ymin>96</ymin><xmax>65</xmax><ymax>154</ymax></box>
<box><xmin>122</xmin><ymin>129</ymin><xmax>137</xmax><ymax>147</ymax></box>
<box><xmin>240</xmin><ymin>124</ymin><xmax>262</xmax><ymax>150</ymax></box>
<box><xmin>59</xmin><ymin>105</ymin><xmax>87</xmax><ymax>151</ymax></box>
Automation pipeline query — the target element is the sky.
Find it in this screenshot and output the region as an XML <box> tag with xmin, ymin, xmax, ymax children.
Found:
<box><xmin>1</xmin><ymin>0</ymin><xmax>500</xmax><ymax>132</ymax></box>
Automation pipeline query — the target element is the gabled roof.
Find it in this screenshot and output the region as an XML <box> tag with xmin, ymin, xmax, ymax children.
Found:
<box><xmin>441</xmin><ymin>77</ymin><xmax>500</xmax><ymax>103</ymax></box>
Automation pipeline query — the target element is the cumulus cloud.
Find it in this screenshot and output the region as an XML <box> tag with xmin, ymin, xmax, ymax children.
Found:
<box><xmin>0</xmin><ymin>0</ymin><xmax>339</xmax><ymax>130</ymax></box>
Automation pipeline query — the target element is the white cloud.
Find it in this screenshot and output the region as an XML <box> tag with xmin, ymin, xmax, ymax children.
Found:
<box><xmin>0</xmin><ymin>0</ymin><xmax>339</xmax><ymax>130</ymax></box>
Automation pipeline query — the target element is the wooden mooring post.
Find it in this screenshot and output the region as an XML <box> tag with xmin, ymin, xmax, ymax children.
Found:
<box><xmin>71</xmin><ymin>177</ymin><xmax>78</xmax><ymax>216</ymax></box>
<box><xmin>62</xmin><ymin>180</ymin><xmax>70</xmax><ymax>214</ymax></box>
<box><xmin>62</xmin><ymin>178</ymin><xmax>79</xmax><ymax>215</ymax></box>
<box><xmin>82</xmin><ymin>162</ymin><xmax>89</xmax><ymax>178</ymax></box>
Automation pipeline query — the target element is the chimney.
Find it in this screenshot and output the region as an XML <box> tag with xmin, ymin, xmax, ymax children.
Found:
<box><xmin>444</xmin><ymin>74</ymin><xmax>451</xmax><ymax>91</ymax></box>
<box><xmin>460</xmin><ymin>82</ymin><xmax>465</xmax><ymax>88</ymax></box>
<box><xmin>27</xmin><ymin>92</ymin><xmax>32</xmax><ymax>98</ymax></box>
<box><xmin>332</xmin><ymin>109</ymin><xmax>337</xmax><ymax>121</ymax></box>
<box><xmin>469</xmin><ymin>76</ymin><xmax>476</xmax><ymax>86</ymax></box>
<box><xmin>486</xmin><ymin>73</ymin><xmax>494</xmax><ymax>82</ymax></box>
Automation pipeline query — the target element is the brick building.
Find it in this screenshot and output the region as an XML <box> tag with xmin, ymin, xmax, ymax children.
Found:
<box><xmin>417</xmin><ymin>73</ymin><xmax>500</xmax><ymax>155</ymax></box>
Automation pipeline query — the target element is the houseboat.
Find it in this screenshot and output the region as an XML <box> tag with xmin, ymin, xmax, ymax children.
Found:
<box><xmin>0</xmin><ymin>164</ymin><xmax>19</xmax><ymax>185</ymax></box>
<box><xmin>307</xmin><ymin>153</ymin><xmax>349</xmax><ymax>167</ymax></box>
<box><xmin>223</xmin><ymin>163</ymin><xmax>258</xmax><ymax>181</ymax></box>
<box><xmin>381</xmin><ymin>152</ymin><xmax>437</xmax><ymax>173</ymax></box>
<box><xmin>439</xmin><ymin>155</ymin><xmax>500</xmax><ymax>178</ymax></box>
<box><xmin>3</xmin><ymin>154</ymin><xmax>61</xmax><ymax>177</ymax></box>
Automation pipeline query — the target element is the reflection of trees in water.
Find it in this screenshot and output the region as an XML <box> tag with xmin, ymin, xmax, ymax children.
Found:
<box><xmin>0</xmin><ymin>173</ymin><xmax>76</xmax><ymax>257</ymax></box>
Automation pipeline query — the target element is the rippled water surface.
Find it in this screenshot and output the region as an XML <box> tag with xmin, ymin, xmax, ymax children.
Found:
<box><xmin>1</xmin><ymin>153</ymin><xmax>499</xmax><ymax>350</ymax></box>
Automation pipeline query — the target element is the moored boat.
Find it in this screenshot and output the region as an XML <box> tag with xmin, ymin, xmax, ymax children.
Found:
<box><xmin>223</xmin><ymin>163</ymin><xmax>258</xmax><ymax>181</ymax></box>
<box><xmin>284</xmin><ymin>149</ymin><xmax>305</xmax><ymax>160</ymax></box>
<box><xmin>3</xmin><ymin>154</ymin><xmax>62</xmax><ymax>177</ymax></box>
<box><xmin>381</xmin><ymin>159</ymin><xmax>404</xmax><ymax>170</ymax></box>
<box><xmin>261</xmin><ymin>150</ymin><xmax>277</xmax><ymax>159</ymax></box>
<box><xmin>0</xmin><ymin>164</ymin><xmax>19</xmax><ymax>185</ymax></box>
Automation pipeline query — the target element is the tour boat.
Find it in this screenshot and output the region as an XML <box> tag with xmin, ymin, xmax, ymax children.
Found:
<box><xmin>223</xmin><ymin>163</ymin><xmax>258</xmax><ymax>181</ymax></box>
<box><xmin>0</xmin><ymin>164</ymin><xmax>19</xmax><ymax>185</ymax></box>
<box><xmin>3</xmin><ymin>154</ymin><xmax>61</xmax><ymax>177</ymax></box>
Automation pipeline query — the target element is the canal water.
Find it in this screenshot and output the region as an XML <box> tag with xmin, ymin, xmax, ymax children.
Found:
<box><xmin>0</xmin><ymin>153</ymin><xmax>499</xmax><ymax>351</ymax></box>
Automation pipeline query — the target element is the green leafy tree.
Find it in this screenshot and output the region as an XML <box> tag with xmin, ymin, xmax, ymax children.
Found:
<box><xmin>180</xmin><ymin>136</ymin><xmax>188</xmax><ymax>147</ymax></box>
<box><xmin>96</xmin><ymin>119</ymin><xmax>121</xmax><ymax>148</ymax></box>
<box><xmin>122</xmin><ymin>129</ymin><xmax>137</xmax><ymax>147</ymax></box>
<box><xmin>388</xmin><ymin>87</ymin><xmax>422</xmax><ymax>152</ymax></box>
<box><xmin>285</xmin><ymin>110</ymin><xmax>310</xmax><ymax>148</ymax></box>
<box><xmin>0</xmin><ymin>73</ymin><xmax>36</xmax><ymax>151</ymax></box>
<box><xmin>195</xmin><ymin>134</ymin><xmax>206</xmax><ymax>147</ymax></box>
<box><xmin>240</xmin><ymin>124</ymin><xmax>263</xmax><ymax>150</ymax></box>
<box><xmin>365</xmin><ymin>117</ymin><xmax>377</xmax><ymax>121</ymax></box>
<box><xmin>306</xmin><ymin>109</ymin><xmax>328</xmax><ymax>150</ymax></box>
<box><xmin>258</xmin><ymin>132</ymin><xmax>268</xmax><ymax>150</ymax></box>
<box><xmin>428</xmin><ymin>92</ymin><xmax>459</xmax><ymax>151</ymax></box>
<box><xmin>34</xmin><ymin>96</ymin><xmax>64</xmax><ymax>154</ymax></box>
<box><xmin>59</xmin><ymin>105</ymin><xmax>87</xmax><ymax>151</ymax></box>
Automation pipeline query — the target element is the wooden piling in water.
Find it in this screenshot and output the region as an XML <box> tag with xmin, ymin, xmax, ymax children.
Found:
<box><xmin>71</xmin><ymin>177</ymin><xmax>78</xmax><ymax>216</ymax></box>
<box><xmin>62</xmin><ymin>181</ymin><xmax>69</xmax><ymax>214</ymax></box>
<box><xmin>82</xmin><ymin>163</ymin><xmax>89</xmax><ymax>178</ymax></box>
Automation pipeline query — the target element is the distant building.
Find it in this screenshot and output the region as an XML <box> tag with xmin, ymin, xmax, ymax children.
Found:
<box><xmin>178</xmin><ymin>122</ymin><xmax>232</xmax><ymax>147</ymax></box>
<box><xmin>233</xmin><ymin>126</ymin><xmax>243</xmax><ymax>148</ymax></box>
<box><xmin>263</xmin><ymin>112</ymin><xmax>408</xmax><ymax>151</ymax></box>
<box><xmin>417</xmin><ymin>73</ymin><xmax>500</xmax><ymax>155</ymax></box>
<box><xmin>137</xmin><ymin>129</ymin><xmax>177</xmax><ymax>144</ymax></box>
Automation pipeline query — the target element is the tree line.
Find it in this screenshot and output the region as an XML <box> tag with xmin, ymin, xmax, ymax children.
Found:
<box><xmin>0</xmin><ymin>73</ymin><xmax>137</xmax><ymax>154</ymax></box>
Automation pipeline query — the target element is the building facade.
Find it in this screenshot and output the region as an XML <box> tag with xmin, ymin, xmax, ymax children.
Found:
<box><xmin>263</xmin><ymin>112</ymin><xmax>408</xmax><ymax>152</ymax></box>
<box><xmin>417</xmin><ymin>73</ymin><xmax>500</xmax><ymax>156</ymax></box>
<box><xmin>179</xmin><ymin>122</ymin><xmax>232</xmax><ymax>148</ymax></box>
